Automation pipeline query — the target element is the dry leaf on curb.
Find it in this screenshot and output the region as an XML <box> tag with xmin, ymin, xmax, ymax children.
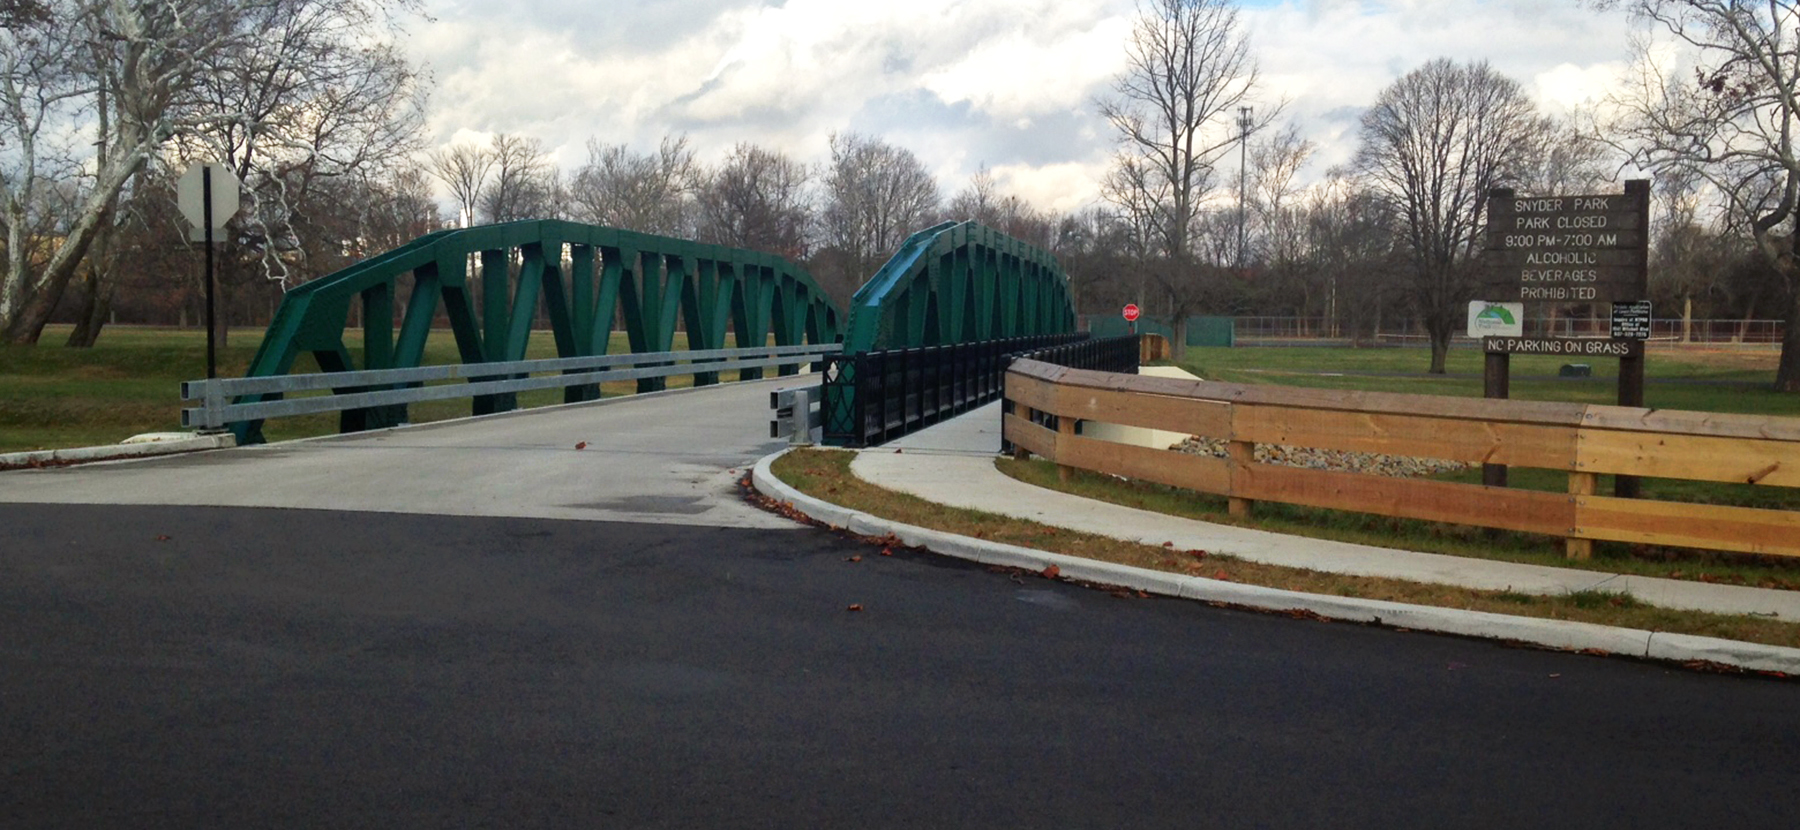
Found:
<box><xmin>575</xmin><ymin>441</ymin><xmax>588</xmax><ymax>450</ymax></box>
<box><xmin>1040</xmin><ymin>565</ymin><xmax>1060</xmax><ymax>579</ymax></box>
<box><xmin>1162</xmin><ymin>541</ymin><xmax>1174</xmax><ymax>547</ymax></box>
<box><xmin>847</xmin><ymin>604</ymin><xmax>864</xmax><ymax>612</ymax></box>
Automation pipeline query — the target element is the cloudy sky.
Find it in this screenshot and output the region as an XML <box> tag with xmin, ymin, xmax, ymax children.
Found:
<box><xmin>404</xmin><ymin>0</ymin><xmax>1641</xmax><ymax>214</ymax></box>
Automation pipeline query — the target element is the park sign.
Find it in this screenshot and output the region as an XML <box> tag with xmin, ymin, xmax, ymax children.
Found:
<box><xmin>1467</xmin><ymin>301</ymin><xmax>1523</xmax><ymax>338</ymax></box>
<box><xmin>1480</xmin><ymin>181</ymin><xmax>1648</xmax><ymax>304</ymax></box>
<box><xmin>1482</xmin><ymin>336</ymin><xmax>1643</xmax><ymax>358</ymax></box>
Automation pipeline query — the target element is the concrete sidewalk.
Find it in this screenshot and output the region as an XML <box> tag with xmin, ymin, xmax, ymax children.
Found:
<box><xmin>846</xmin><ymin>402</ymin><xmax>1800</xmax><ymax>623</ymax></box>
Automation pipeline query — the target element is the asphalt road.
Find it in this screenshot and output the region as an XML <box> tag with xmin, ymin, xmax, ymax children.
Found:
<box><xmin>4</xmin><ymin>501</ymin><xmax>1798</xmax><ymax>829</ymax></box>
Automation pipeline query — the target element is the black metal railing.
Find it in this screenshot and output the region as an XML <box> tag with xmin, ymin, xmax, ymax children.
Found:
<box><xmin>821</xmin><ymin>333</ymin><xmax>1090</xmax><ymax>448</ymax></box>
<box><xmin>1012</xmin><ymin>335</ymin><xmax>1141</xmax><ymax>374</ymax></box>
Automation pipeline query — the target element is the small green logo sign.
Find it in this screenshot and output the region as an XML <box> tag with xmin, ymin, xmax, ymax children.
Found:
<box><xmin>1475</xmin><ymin>305</ymin><xmax>1516</xmax><ymax>325</ymax></box>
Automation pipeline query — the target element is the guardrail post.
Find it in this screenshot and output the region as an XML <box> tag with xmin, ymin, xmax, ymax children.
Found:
<box><xmin>1228</xmin><ymin>440</ymin><xmax>1255</xmax><ymax>518</ymax></box>
<box><xmin>790</xmin><ymin>387</ymin><xmax>814</xmax><ymax>447</ymax></box>
<box><xmin>1056</xmin><ymin>415</ymin><xmax>1078</xmax><ymax>482</ymax></box>
<box><xmin>1566</xmin><ymin>471</ymin><xmax>1596</xmax><ymax>559</ymax></box>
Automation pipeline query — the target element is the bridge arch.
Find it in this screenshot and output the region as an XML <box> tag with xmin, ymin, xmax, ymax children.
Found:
<box><xmin>236</xmin><ymin>220</ymin><xmax>842</xmax><ymax>442</ymax></box>
<box><xmin>842</xmin><ymin>220</ymin><xmax>1076</xmax><ymax>353</ymax></box>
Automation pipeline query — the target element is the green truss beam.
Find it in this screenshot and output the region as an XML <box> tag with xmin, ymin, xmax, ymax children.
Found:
<box><xmin>841</xmin><ymin>221</ymin><xmax>1077</xmax><ymax>354</ymax></box>
<box><xmin>233</xmin><ymin>220</ymin><xmax>843</xmax><ymax>444</ymax></box>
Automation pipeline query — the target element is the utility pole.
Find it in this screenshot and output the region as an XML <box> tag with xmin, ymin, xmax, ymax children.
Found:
<box><xmin>1237</xmin><ymin>106</ymin><xmax>1253</xmax><ymax>269</ymax></box>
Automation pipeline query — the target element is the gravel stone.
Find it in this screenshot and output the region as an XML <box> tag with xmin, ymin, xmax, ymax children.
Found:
<box><xmin>1171</xmin><ymin>436</ymin><xmax>1469</xmax><ymax>478</ymax></box>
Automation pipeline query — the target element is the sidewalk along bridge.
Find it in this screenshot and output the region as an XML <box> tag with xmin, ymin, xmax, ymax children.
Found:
<box><xmin>200</xmin><ymin>218</ymin><xmax>1095</xmax><ymax>447</ymax></box>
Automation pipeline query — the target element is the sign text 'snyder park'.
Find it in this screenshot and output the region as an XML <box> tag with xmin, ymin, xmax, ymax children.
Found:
<box><xmin>1481</xmin><ymin>185</ymin><xmax>1648</xmax><ymax>304</ymax></box>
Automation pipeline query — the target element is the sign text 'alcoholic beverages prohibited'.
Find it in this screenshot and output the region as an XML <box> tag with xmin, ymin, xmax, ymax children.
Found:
<box><xmin>1480</xmin><ymin>181</ymin><xmax>1648</xmax><ymax>304</ymax></box>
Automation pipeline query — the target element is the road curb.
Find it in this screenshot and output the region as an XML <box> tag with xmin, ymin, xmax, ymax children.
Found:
<box><xmin>0</xmin><ymin>434</ymin><xmax>237</xmax><ymax>471</ymax></box>
<box><xmin>752</xmin><ymin>449</ymin><xmax>1800</xmax><ymax>676</ymax></box>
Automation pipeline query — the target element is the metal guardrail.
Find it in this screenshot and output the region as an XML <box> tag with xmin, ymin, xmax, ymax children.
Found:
<box><xmin>182</xmin><ymin>344</ymin><xmax>840</xmax><ymax>431</ymax></box>
<box><xmin>820</xmin><ymin>333</ymin><xmax>1091</xmax><ymax>448</ymax></box>
<box><xmin>769</xmin><ymin>383</ymin><xmax>824</xmax><ymax>445</ymax></box>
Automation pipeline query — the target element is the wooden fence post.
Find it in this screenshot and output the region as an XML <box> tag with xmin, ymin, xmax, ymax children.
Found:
<box><xmin>1228</xmin><ymin>440</ymin><xmax>1255</xmax><ymax>518</ymax></box>
<box><xmin>1012</xmin><ymin>404</ymin><xmax>1033</xmax><ymax>461</ymax></box>
<box><xmin>1057</xmin><ymin>416</ymin><xmax>1078</xmax><ymax>483</ymax></box>
<box><xmin>1567</xmin><ymin>471</ymin><xmax>1597</xmax><ymax>560</ymax></box>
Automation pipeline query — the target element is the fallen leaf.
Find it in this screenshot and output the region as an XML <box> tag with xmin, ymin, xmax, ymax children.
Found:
<box><xmin>1137</xmin><ymin>590</ymin><xmax>1150</xmax><ymax>598</ymax></box>
<box><xmin>847</xmin><ymin>604</ymin><xmax>864</xmax><ymax>612</ymax></box>
<box><xmin>880</xmin><ymin>547</ymin><xmax>893</xmax><ymax>557</ymax></box>
<box><xmin>845</xmin><ymin>555</ymin><xmax>863</xmax><ymax>563</ymax></box>
<box><xmin>1213</xmin><ymin>569</ymin><xmax>1230</xmax><ymax>581</ymax></box>
<box><xmin>155</xmin><ymin>535</ymin><xmax>172</xmax><ymax>542</ymax></box>
<box><xmin>894</xmin><ymin>448</ymin><xmax>903</xmax><ymax>454</ymax></box>
<box><xmin>1187</xmin><ymin>549</ymin><xmax>1207</xmax><ymax>560</ymax></box>
<box><xmin>575</xmin><ymin>441</ymin><xmax>588</xmax><ymax>450</ymax></box>
<box><xmin>1549</xmin><ymin>674</ymin><xmax>1562</xmax><ymax>679</ymax></box>
<box><xmin>1040</xmin><ymin>564</ymin><xmax>1060</xmax><ymax>579</ymax></box>
<box><xmin>1162</xmin><ymin>541</ymin><xmax>1174</xmax><ymax>548</ymax></box>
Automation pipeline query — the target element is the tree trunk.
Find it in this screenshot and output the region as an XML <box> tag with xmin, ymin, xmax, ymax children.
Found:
<box><xmin>66</xmin><ymin>216</ymin><xmax>119</xmax><ymax>348</ymax></box>
<box><xmin>1777</xmin><ymin>289</ymin><xmax>1800</xmax><ymax>392</ymax></box>
<box><xmin>1426</xmin><ymin>315</ymin><xmax>1451</xmax><ymax>374</ymax></box>
<box><xmin>65</xmin><ymin>271</ymin><xmax>116</xmax><ymax>348</ymax></box>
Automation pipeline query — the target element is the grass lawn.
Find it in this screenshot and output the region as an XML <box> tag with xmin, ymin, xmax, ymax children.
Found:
<box><xmin>1177</xmin><ymin>343</ymin><xmax>1798</xmax><ymax>416</ymax></box>
<box><xmin>0</xmin><ymin>325</ymin><xmax>704</xmax><ymax>452</ymax></box>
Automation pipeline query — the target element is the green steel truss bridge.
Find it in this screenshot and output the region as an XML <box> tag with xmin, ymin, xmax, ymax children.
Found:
<box><xmin>212</xmin><ymin>218</ymin><xmax>1078</xmax><ymax>444</ymax></box>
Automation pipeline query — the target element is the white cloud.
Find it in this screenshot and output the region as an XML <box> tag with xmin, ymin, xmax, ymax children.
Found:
<box><xmin>406</xmin><ymin>0</ymin><xmax>1653</xmax><ymax>217</ymax></box>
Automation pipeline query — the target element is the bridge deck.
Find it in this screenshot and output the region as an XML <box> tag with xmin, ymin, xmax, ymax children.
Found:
<box><xmin>0</xmin><ymin>379</ymin><xmax>805</xmax><ymax>529</ymax></box>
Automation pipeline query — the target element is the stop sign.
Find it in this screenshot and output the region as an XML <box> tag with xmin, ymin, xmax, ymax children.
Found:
<box><xmin>1122</xmin><ymin>303</ymin><xmax>1141</xmax><ymax>322</ymax></box>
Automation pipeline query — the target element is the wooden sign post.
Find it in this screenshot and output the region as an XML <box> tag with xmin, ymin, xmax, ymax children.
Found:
<box><xmin>1479</xmin><ymin>180</ymin><xmax>1650</xmax><ymax>496</ymax></box>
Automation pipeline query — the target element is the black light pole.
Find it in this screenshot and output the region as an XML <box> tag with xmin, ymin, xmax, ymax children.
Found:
<box><xmin>203</xmin><ymin>166</ymin><xmax>217</xmax><ymax>380</ymax></box>
<box><xmin>1236</xmin><ymin>106</ymin><xmax>1253</xmax><ymax>269</ymax></box>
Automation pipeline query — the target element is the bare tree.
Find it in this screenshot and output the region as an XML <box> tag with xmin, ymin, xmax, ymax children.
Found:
<box><xmin>1304</xmin><ymin>171</ymin><xmax>1404</xmax><ymax>343</ymax></box>
<box><xmin>817</xmin><ymin>132</ymin><xmax>940</xmax><ymax>289</ymax></box>
<box><xmin>1097</xmin><ymin>0</ymin><xmax>1273</xmax><ymax>357</ymax></box>
<box><xmin>480</xmin><ymin>133</ymin><xmax>559</xmax><ymax>224</ymax></box>
<box><xmin>165</xmin><ymin>0</ymin><xmax>425</xmax><ymax>346</ymax></box>
<box><xmin>569</xmin><ymin>134</ymin><xmax>697</xmax><ymax>235</ymax></box>
<box><xmin>947</xmin><ymin>165</ymin><xmax>1056</xmax><ymax>249</ymax></box>
<box><xmin>1245</xmin><ymin>126</ymin><xmax>1314</xmax><ymax>316</ymax></box>
<box><xmin>696</xmin><ymin>141</ymin><xmax>809</xmax><ymax>258</ymax></box>
<box><xmin>1355</xmin><ymin>58</ymin><xmax>1553</xmax><ymax>373</ymax></box>
<box><xmin>948</xmin><ymin>165</ymin><xmax>1003</xmax><ymax>226</ymax></box>
<box><xmin>427</xmin><ymin>143</ymin><xmax>495</xmax><ymax>228</ymax></box>
<box><xmin>0</xmin><ymin>0</ymin><xmax>424</xmax><ymax>344</ymax></box>
<box><xmin>1592</xmin><ymin>0</ymin><xmax>1800</xmax><ymax>389</ymax></box>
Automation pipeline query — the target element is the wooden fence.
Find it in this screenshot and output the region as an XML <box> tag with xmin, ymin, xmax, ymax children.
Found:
<box><xmin>1003</xmin><ymin>359</ymin><xmax>1800</xmax><ymax>559</ymax></box>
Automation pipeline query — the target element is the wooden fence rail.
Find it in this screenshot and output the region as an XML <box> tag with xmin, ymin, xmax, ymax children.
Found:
<box><xmin>1003</xmin><ymin>359</ymin><xmax>1800</xmax><ymax>559</ymax></box>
